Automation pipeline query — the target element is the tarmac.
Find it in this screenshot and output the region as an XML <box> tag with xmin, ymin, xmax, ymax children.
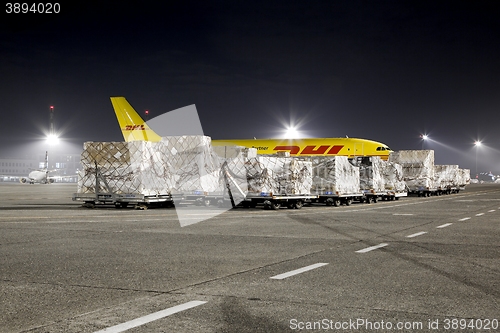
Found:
<box><xmin>0</xmin><ymin>182</ymin><xmax>499</xmax><ymax>333</ymax></box>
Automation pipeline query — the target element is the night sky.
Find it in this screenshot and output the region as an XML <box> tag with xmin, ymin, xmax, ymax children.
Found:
<box><xmin>1</xmin><ymin>1</ymin><xmax>499</xmax><ymax>173</ymax></box>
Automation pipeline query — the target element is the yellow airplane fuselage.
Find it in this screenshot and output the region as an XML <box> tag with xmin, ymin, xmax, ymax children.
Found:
<box><xmin>212</xmin><ymin>138</ymin><xmax>392</xmax><ymax>160</ymax></box>
<box><xmin>111</xmin><ymin>97</ymin><xmax>392</xmax><ymax>160</ymax></box>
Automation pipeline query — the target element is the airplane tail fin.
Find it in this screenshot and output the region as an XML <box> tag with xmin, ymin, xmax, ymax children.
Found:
<box><xmin>110</xmin><ymin>97</ymin><xmax>162</xmax><ymax>142</ymax></box>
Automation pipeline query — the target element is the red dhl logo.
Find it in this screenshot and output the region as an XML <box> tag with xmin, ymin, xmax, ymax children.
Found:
<box><xmin>124</xmin><ymin>125</ymin><xmax>146</xmax><ymax>131</ymax></box>
<box><xmin>273</xmin><ymin>145</ymin><xmax>344</xmax><ymax>155</ymax></box>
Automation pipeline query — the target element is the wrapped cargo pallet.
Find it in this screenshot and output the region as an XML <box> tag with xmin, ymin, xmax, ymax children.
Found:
<box><xmin>77</xmin><ymin>136</ymin><xmax>225</xmax><ymax>197</ymax></box>
<box><xmin>352</xmin><ymin>156</ymin><xmax>385</xmax><ymax>192</ymax></box>
<box><xmin>213</xmin><ymin>146</ymin><xmax>257</xmax><ymax>202</ymax></box>
<box><xmin>244</xmin><ymin>156</ymin><xmax>312</xmax><ymax>195</ymax></box>
<box><xmin>78</xmin><ymin>141</ymin><xmax>173</xmax><ymax>196</ymax></box>
<box><xmin>380</xmin><ymin>160</ymin><xmax>406</xmax><ymax>192</ymax></box>
<box><xmin>161</xmin><ymin>136</ymin><xmax>223</xmax><ymax>194</ymax></box>
<box><xmin>309</xmin><ymin>156</ymin><xmax>360</xmax><ymax>195</ymax></box>
<box><xmin>389</xmin><ymin>150</ymin><xmax>435</xmax><ymax>192</ymax></box>
<box><xmin>434</xmin><ymin>165</ymin><xmax>460</xmax><ymax>189</ymax></box>
<box><xmin>457</xmin><ymin>169</ymin><xmax>471</xmax><ymax>186</ymax></box>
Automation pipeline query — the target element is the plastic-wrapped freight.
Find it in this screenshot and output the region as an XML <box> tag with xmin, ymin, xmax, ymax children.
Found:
<box><xmin>457</xmin><ymin>169</ymin><xmax>471</xmax><ymax>186</ymax></box>
<box><xmin>352</xmin><ymin>156</ymin><xmax>385</xmax><ymax>192</ymax></box>
<box><xmin>244</xmin><ymin>156</ymin><xmax>313</xmax><ymax>195</ymax></box>
<box><xmin>389</xmin><ymin>150</ymin><xmax>435</xmax><ymax>191</ymax></box>
<box><xmin>161</xmin><ymin>136</ymin><xmax>223</xmax><ymax>194</ymax></box>
<box><xmin>77</xmin><ymin>136</ymin><xmax>226</xmax><ymax>196</ymax></box>
<box><xmin>380</xmin><ymin>160</ymin><xmax>406</xmax><ymax>192</ymax></box>
<box><xmin>78</xmin><ymin>141</ymin><xmax>173</xmax><ymax>196</ymax></box>
<box><xmin>213</xmin><ymin>146</ymin><xmax>257</xmax><ymax>202</ymax></box>
<box><xmin>309</xmin><ymin>156</ymin><xmax>360</xmax><ymax>195</ymax></box>
<box><xmin>433</xmin><ymin>165</ymin><xmax>460</xmax><ymax>189</ymax></box>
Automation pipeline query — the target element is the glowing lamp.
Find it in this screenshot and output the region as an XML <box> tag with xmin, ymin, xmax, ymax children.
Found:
<box><xmin>46</xmin><ymin>133</ymin><xmax>59</xmax><ymax>145</ymax></box>
<box><xmin>285</xmin><ymin>126</ymin><xmax>300</xmax><ymax>139</ymax></box>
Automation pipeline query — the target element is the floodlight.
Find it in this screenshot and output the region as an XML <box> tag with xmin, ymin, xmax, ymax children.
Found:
<box><xmin>285</xmin><ymin>126</ymin><xmax>300</xmax><ymax>139</ymax></box>
<box><xmin>46</xmin><ymin>133</ymin><xmax>59</xmax><ymax>145</ymax></box>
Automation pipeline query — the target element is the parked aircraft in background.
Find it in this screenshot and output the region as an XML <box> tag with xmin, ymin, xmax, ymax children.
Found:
<box><xmin>476</xmin><ymin>172</ymin><xmax>497</xmax><ymax>183</ymax></box>
<box><xmin>0</xmin><ymin>151</ymin><xmax>74</xmax><ymax>184</ymax></box>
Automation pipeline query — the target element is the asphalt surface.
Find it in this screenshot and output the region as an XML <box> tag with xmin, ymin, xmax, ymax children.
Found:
<box><xmin>0</xmin><ymin>182</ymin><xmax>498</xmax><ymax>333</ymax></box>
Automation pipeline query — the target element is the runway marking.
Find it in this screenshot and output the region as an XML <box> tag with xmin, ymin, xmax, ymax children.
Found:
<box><xmin>458</xmin><ymin>217</ymin><xmax>471</xmax><ymax>221</ymax></box>
<box><xmin>393</xmin><ymin>213</ymin><xmax>414</xmax><ymax>216</ymax></box>
<box><xmin>476</xmin><ymin>213</ymin><xmax>484</xmax><ymax>216</ymax></box>
<box><xmin>437</xmin><ymin>223</ymin><xmax>453</xmax><ymax>228</ymax></box>
<box><xmin>93</xmin><ymin>301</ymin><xmax>207</xmax><ymax>333</ymax></box>
<box><xmin>406</xmin><ymin>231</ymin><xmax>427</xmax><ymax>238</ymax></box>
<box><xmin>488</xmin><ymin>209</ymin><xmax>496</xmax><ymax>212</ymax></box>
<box><xmin>355</xmin><ymin>243</ymin><xmax>389</xmax><ymax>253</ymax></box>
<box><xmin>270</xmin><ymin>263</ymin><xmax>328</xmax><ymax>279</ymax></box>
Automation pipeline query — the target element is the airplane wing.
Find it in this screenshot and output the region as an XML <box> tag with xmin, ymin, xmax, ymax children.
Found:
<box><xmin>49</xmin><ymin>174</ymin><xmax>78</xmax><ymax>179</ymax></box>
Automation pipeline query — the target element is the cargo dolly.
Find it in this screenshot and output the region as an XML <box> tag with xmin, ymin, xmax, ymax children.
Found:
<box><xmin>359</xmin><ymin>189</ymin><xmax>408</xmax><ymax>203</ymax></box>
<box><xmin>72</xmin><ymin>164</ymin><xmax>174</xmax><ymax>209</ymax></box>
<box><xmin>309</xmin><ymin>191</ymin><xmax>364</xmax><ymax>207</ymax></box>
<box><xmin>215</xmin><ymin>161</ymin><xmax>318</xmax><ymax>210</ymax></box>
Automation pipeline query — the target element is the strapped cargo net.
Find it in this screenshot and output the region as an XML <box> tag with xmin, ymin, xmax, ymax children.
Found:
<box><xmin>79</xmin><ymin>141</ymin><xmax>154</xmax><ymax>195</ymax></box>
<box><xmin>161</xmin><ymin>136</ymin><xmax>222</xmax><ymax>193</ymax></box>
<box><xmin>214</xmin><ymin>146</ymin><xmax>254</xmax><ymax>201</ymax></box>
<box><xmin>77</xmin><ymin>136</ymin><xmax>226</xmax><ymax>196</ymax></box>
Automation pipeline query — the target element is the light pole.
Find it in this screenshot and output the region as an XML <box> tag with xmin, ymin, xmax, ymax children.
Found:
<box><xmin>46</xmin><ymin>105</ymin><xmax>59</xmax><ymax>145</ymax></box>
<box><xmin>474</xmin><ymin>140</ymin><xmax>482</xmax><ymax>176</ymax></box>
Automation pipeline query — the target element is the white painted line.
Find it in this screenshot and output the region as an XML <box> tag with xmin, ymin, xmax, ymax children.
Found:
<box><xmin>393</xmin><ymin>213</ymin><xmax>414</xmax><ymax>216</ymax></box>
<box><xmin>476</xmin><ymin>213</ymin><xmax>484</xmax><ymax>216</ymax></box>
<box><xmin>488</xmin><ymin>210</ymin><xmax>496</xmax><ymax>212</ymax></box>
<box><xmin>406</xmin><ymin>231</ymin><xmax>427</xmax><ymax>238</ymax></box>
<box><xmin>93</xmin><ymin>301</ymin><xmax>207</xmax><ymax>333</ymax></box>
<box><xmin>270</xmin><ymin>263</ymin><xmax>328</xmax><ymax>280</ymax></box>
<box><xmin>458</xmin><ymin>217</ymin><xmax>471</xmax><ymax>221</ymax></box>
<box><xmin>355</xmin><ymin>243</ymin><xmax>389</xmax><ymax>253</ymax></box>
<box><xmin>436</xmin><ymin>223</ymin><xmax>453</xmax><ymax>229</ymax></box>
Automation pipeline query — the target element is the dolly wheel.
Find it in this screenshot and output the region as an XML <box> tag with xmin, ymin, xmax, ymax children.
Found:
<box><xmin>271</xmin><ymin>201</ymin><xmax>281</xmax><ymax>210</ymax></box>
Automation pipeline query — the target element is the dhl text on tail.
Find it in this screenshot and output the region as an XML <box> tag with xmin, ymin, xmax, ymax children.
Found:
<box><xmin>111</xmin><ymin>97</ymin><xmax>393</xmax><ymax>160</ymax></box>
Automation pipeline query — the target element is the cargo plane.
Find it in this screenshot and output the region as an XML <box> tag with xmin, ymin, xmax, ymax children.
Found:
<box><xmin>111</xmin><ymin>97</ymin><xmax>393</xmax><ymax>160</ymax></box>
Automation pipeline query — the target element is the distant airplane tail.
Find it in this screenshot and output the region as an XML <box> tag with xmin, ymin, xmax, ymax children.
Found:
<box><xmin>110</xmin><ymin>97</ymin><xmax>162</xmax><ymax>142</ymax></box>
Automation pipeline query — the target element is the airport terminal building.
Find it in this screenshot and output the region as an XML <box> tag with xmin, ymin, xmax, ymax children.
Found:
<box><xmin>0</xmin><ymin>153</ymin><xmax>81</xmax><ymax>182</ymax></box>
